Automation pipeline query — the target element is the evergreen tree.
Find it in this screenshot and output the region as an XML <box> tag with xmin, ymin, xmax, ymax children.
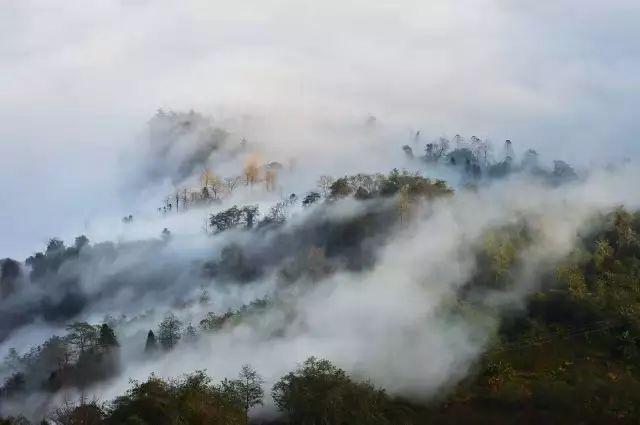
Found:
<box><xmin>183</xmin><ymin>323</ymin><xmax>198</xmax><ymax>343</ymax></box>
<box><xmin>158</xmin><ymin>314</ymin><xmax>182</xmax><ymax>350</ymax></box>
<box><xmin>98</xmin><ymin>323</ymin><xmax>118</xmax><ymax>349</ymax></box>
<box><xmin>145</xmin><ymin>330</ymin><xmax>157</xmax><ymax>353</ymax></box>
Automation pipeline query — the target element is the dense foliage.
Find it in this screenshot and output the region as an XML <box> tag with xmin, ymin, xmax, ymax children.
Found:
<box><xmin>433</xmin><ymin>207</ymin><xmax>640</xmax><ymax>424</ymax></box>
<box><xmin>2</xmin><ymin>150</ymin><xmax>640</xmax><ymax>423</ymax></box>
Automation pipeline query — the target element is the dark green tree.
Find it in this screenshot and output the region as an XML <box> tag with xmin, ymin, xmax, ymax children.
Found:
<box><xmin>98</xmin><ymin>323</ymin><xmax>119</xmax><ymax>349</ymax></box>
<box><xmin>302</xmin><ymin>191</ymin><xmax>321</xmax><ymax>206</ymax></box>
<box><xmin>158</xmin><ymin>314</ymin><xmax>182</xmax><ymax>350</ymax></box>
<box><xmin>145</xmin><ymin>330</ymin><xmax>157</xmax><ymax>353</ymax></box>
<box><xmin>106</xmin><ymin>372</ymin><xmax>243</xmax><ymax>425</ymax></box>
<box><xmin>223</xmin><ymin>364</ymin><xmax>264</xmax><ymax>424</ymax></box>
<box><xmin>272</xmin><ymin>357</ymin><xmax>394</xmax><ymax>425</ymax></box>
<box><xmin>65</xmin><ymin>322</ymin><xmax>98</xmax><ymax>357</ymax></box>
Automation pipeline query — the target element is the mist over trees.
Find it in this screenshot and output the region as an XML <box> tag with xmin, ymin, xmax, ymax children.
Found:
<box><xmin>401</xmin><ymin>133</ymin><xmax>581</xmax><ymax>187</ymax></box>
<box><xmin>0</xmin><ymin>321</ymin><xmax>119</xmax><ymax>401</ymax></box>
<box><xmin>1</xmin><ymin>109</ymin><xmax>640</xmax><ymax>424</ymax></box>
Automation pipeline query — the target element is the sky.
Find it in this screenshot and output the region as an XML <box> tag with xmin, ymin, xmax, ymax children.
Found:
<box><xmin>1</xmin><ymin>0</ymin><xmax>640</xmax><ymax>259</ymax></box>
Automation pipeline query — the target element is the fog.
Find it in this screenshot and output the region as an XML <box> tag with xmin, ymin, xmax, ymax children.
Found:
<box><xmin>4</xmin><ymin>161</ymin><xmax>640</xmax><ymax>419</ymax></box>
<box><xmin>1</xmin><ymin>0</ymin><xmax>640</xmax><ymax>421</ymax></box>
<box><xmin>2</xmin><ymin>0</ymin><xmax>640</xmax><ymax>258</ymax></box>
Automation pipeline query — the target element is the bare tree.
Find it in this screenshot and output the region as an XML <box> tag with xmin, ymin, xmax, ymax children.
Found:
<box><xmin>265</xmin><ymin>169</ymin><xmax>277</xmax><ymax>192</ymax></box>
<box><xmin>243</xmin><ymin>161</ymin><xmax>260</xmax><ymax>186</ymax></box>
<box><xmin>470</xmin><ymin>136</ymin><xmax>492</xmax><ymax>167</ymax></box>
<box><xmin>317</xmin><ymin>175</ymin><xmax>334</xmax><ymax>197</ymax></box>
<box><xmin>200</xmin><ymin>169</ymin><xmax>214</xmax><ymax>187</ymax></box>
<box><xmin>201</xmin><ymin>169</ymin><xmax>223</xmax><ymax>199</ymax></box>
<box><xmin>209</xmin><ymin>176</ymin><xmax>223</xmax><ymax>199</ymax></box>
<box><xmin>181</xmin><ymin>188</ymin><xmax>190</xmax><ymax>211</ymax></box>
<box><xmin>424</xmin><ymin>137</ymin><xmax>450</xmax><ymax>162</ymax></box>
<box><xmin>224</xmin><ymin>176</ymin><xmax>242</xmax><ymax>194</ymax></box>
<box><xmin>348</xmin><ymin>173</ymin><xmax>375</xmax><ymax>193</ymax></box>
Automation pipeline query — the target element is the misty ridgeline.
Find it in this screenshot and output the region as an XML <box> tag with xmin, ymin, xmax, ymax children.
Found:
<box><xmin>2</xmin><ymin>110</ymin><xmax>640</xmax><ymax>424</ymax></box>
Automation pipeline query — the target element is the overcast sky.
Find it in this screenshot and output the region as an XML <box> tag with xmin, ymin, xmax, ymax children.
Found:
<box><xmin>1</xmin><ymin>0</ymin><xmax>639</xmax><ymax>259</ymax></box>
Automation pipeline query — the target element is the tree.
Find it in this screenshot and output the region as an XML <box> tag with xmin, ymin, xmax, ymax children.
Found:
<box><xmin>220</xmin><ymin>365</ymin><xmax>264</xmax><ymax>424</ymax></box>
<box><xmin>210</xmin><ymin>206</ymin><xmax>243</xmax><ymax>233</ymax></box>
<box><xmin>158</xmin><ymin>314</ymin><xmax>182</xmax><ymax>350</ymax></box>
<box><xmin>46</xmin><ymin>238</ymin><xmax>65</xmax><ymax>255</ymax></box>
<box><xmin>145</xmin><ymin>330</ymin><xmax>158</xmax><ymax>353</ymax></box>
<box><xmin>98</xmin><ymin>324</ymin><xmax>118</xmax><ymax>349</ymax></box>
<box><xmin>272</xmin><ymin>357</ymin><xmax>393</xmax><ymax>425</ymax></box>
<box><xmin>329</xmin><ymin>177</ymin><xmax>352</xmax><ymax>198</ymax></box>
<box><xmin>453</xmin><ymin>133</ymin><xmax>465</xmax><ymax>148</ymax></box>
<box><xmin>317</xmin><ymin>175</ymin><xmax>334</xmax><ymax>197</ymax></box>
<box><xmin>0</xmin><ymin>258</ymin><xmax>20</xmax><ymax>298</ymax></box>
<box><xmin>199</xmin><ymin>287</ymin><xmax>211</xmax><ymax>305</ymax></box>
<box><xmin>236</xmin><ymin>364</ymin><xmax>264</xmax><ymax>423</ymax></box>
<box><xmin>503</xmin><ymin>139</ymin><xmax>514</xmax><ymax>162</ymax></box>
<box><xmin>202</xmin><ymin>170</ymin><xmax>224</xmax><ymax>200</ymax></box>
<box><xmin>557</xmin><ymin>265</ymin><xmax>588</xmax><ymax>299</ymax></box>
<box><xmin>348</xmin><ymin>174</ymin><xmax>376</xmax><ymax>194</ymax></box>
<box><xmin>74</xmin><ymin>235</ymin><xmax>89</xmax><ymax>250</ymax></box>
<box><xmin>201</xmin><ymin>168</ymin><xmax>214</xmax><ymax>188</ymax></box>
<box><xmin>3</xmin><ymin>348</ymin><xmax>21</xmax><ymax>372</ymax></box>
<box><xmin>201</xmin><ymin>185</ymin><xmax>211</xmax><ymax>201</ymax></box>
<box><xmin>265</xmin><ymin>169</ymin><xmax>277</xmax><ymax>192</ymax></box>
<box><xmin>224</xmin><ymin>176</ymin><xmax>242</xmax><ymax>194</ymax></box>
<box><xmin>180</xmin><ymin>188</ymin><xmax>190</xmax><ymax>211</ymax></box>
<box><xmin>41</xmin><ymin>335</ymin><xmax>70</xmax><ymax>370</ymax></box>
<box><xmin>402</xmin><ymin>145</ymin><xmax>414</xmax><ymax>159</ymax></box>
<box><xmin>484</xmin><ymin>360</ymin><xmax>514</xmax><ymax>393</ymax></box>
<box><xmin>51</xmin><ymin>398</ymin><xmax>104</xmax><ymax>425</ymax></box>
<box><xmin>424</xmin><ymin>137</ymin><xmax>450</xmax><ymax>162</ymax></box>
<box><xmin>593</xmin><ymin>239</ymin><xmax>613</xmax><ymax>271</ymax></box>
<box><xmin>106</xmin><ymin>372</ymin><xmax>244</xmax><ymax>425</ymax></box>
<box><xmin>243</xmin><ymin>161</ymin><xmax>260</xmax><ymax>186</ymax></box>
<box><xmin>65</xmin><ymin>322</ymin><xmax>98</xmax><ymax>357</ymax></box>
<box><xmin>259</xmin><ymin>201</ymin><xmax>287</xmax><ymax>227</ymax></box>
<box><xmin>183</xmin><ymin>323</ymin><xmax>198</xmax><ymax>343</ymax></box>
<box><xmin>0</xmin><ymin>415</ymin><xmax>30</xmax><ymax>425</ymax></box>
<box><xmin>209</xmin><ymin>176</ymin><xmax>224</xmax><ymax>200</ymax></box>
<box><xmin>470</xmin><ymin>135</ymin><xmax>491</xmax><ymax>167</ymax></box>
<box><xmin>1</xmin><ymin>372</ymin><xmax>26</xmax><ymax>397</ymax></box>
<box><xmin>200</xmin><ymin>311</ymin><xmax>234</xmax><ymax>332</ymax></box>
<box><xmin>552</xmin><ymin>160</ymin><xmax>578</xmax><ymax>183</ymax></box>
<box><xmin>302</xmin><ymin>191</ymin><xmax>321</xmax><ymax>207</ymax></box>
<box><xmin>240</xmin><ymin>205</ymin><xmax>259</xmax><ymax>229</ymax></box>
<box><xmin>522</xmin><ymin>149</ymin><xmax>539</xmax><ymax>169</ymax></box>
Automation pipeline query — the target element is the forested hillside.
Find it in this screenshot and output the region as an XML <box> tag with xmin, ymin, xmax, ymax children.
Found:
<box><xmin>1</xmin><ymin>112</ymin><xmax>639</xmax><ymax>425</ymax></box>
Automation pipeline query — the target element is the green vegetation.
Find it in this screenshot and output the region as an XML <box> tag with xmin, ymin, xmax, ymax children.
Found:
<box><xmin>3</xmin><ymin>164</ymin><xmax>640</xmax><ymax>423</ymax></box>
<box><xmin>436</xmin><ymin>207</ymin><xmax>640</xmax><ymax>424</ymax></box>
<box><xmin>271</xmin><ymin>357</ymin><xmax>404</xmax><ymax>425</ymax></box>
<box><xmin>1</xmin><ymin>322</ymin><xmax>119</xmax><ymax>397</ymax></box>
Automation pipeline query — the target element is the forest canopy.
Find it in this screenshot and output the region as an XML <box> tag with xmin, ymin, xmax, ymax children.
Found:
<box><xmin>1</xmin><ymin>113</ymin><xmax>639</xmax><ymax>424</ymax></box>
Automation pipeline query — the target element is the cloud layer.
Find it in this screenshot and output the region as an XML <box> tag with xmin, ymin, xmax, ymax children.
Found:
<box><xmin>2</xmin><ymin>0</ymin><xmax>640</xmax><ymax>258</ymax></box>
